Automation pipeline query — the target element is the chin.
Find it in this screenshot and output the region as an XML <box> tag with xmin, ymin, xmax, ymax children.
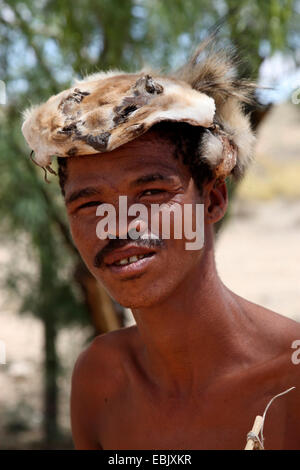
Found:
<box><xmin>95</xmin><ymin>265</ymin><xmax>189</xmax><ymax>310</ymax></box>
<box><xmin>103</xmin><ymin>281</ymin><xmax>174</xmax><ymax>310</ymax></box>
<box><xmin>111</xmin><ymin>291</ymin><xmax>163</xmax><ymax>309</ymax></box>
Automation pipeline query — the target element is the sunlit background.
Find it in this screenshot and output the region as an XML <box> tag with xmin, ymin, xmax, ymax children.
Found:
<box><xmin>0</xmin><ymin>0</ymin><xmax>299</xmax><ymax>449</ymax></box>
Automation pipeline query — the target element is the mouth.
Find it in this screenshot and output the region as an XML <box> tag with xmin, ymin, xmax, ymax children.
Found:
<box><xmin>113</xmin><ymin>252</ymin><xmax>154</xmax><ymax>266</ymax></box>
<box><xmin>104</xmin><ymin>247</ymin><xmax>157</xmax><ymax>278</ymax></box>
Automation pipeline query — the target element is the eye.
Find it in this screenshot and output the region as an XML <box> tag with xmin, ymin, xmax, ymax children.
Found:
<box><xmin>77</xmin><ymin>200</ymin><xmax>102</xmax><ymax>210</ymax></box>
<box><xmin>141</xmin><ymin>189</ymin><xmax>166</xmax><ymax>196</ymax></box>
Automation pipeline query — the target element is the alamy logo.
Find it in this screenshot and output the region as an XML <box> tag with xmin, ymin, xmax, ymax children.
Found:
<box><xmin>0</xmin><ymin>80</ymin><xmax>6</xmax><ymax>105</ymax></box>
<box><xmin>291</xmin><ymin>83</ymin><xmax>300</xmax><ymax>105</ymax></box>
<box><xmin>95</xmin><ymin>197</ymin><xmax>205</xmax><ymax>250</ymax></box>
<box><xmin>0</xmin><ymin>340</ymin><xmax>6</xmax><ymax>364</ymax></box>
<box><xmin>291</xmin><ymin>340</ymin><xmax>300</xmax><ymax>365</ymax></box>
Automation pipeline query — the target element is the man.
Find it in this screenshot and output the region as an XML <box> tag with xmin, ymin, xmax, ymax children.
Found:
<box><xmin>21</xmin><ymin>41</ymin><xmax>300</xmax><ymax>450</ymax></box>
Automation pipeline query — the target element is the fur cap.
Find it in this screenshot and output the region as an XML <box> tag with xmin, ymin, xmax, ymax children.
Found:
<box><xmin>21</xmin><ymin>39</ymin><xmax>256</xmax><ymax>181</ymax></box>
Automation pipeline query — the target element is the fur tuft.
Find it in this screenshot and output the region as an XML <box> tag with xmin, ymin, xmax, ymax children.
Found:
<box><xmin>174</xmin><ymin>36</ymin><xmax>256</xmax><ymax>106</ymax></box>
<box><xmin>73</xmin><ymin>69</ymin><xmax>124</xmax><ymax>85</ymax></box>
<box><xmin>174</xmin><ymin>36</ymin><xmax>257</xmax><ymax>179</ymax></box>
<box><xmin>21</xmin><ymin>103</ymin><xmax>39</xmax><ymax>123</ymax></box>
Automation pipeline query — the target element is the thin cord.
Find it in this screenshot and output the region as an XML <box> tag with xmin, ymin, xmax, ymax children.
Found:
<box><xmin>260</xmin><ymin>386</ymin><xmax>296</xmax><ymax>446</ymax></box>
<box><xmin>246</xmin><ymin>386</ymin><xmax>296</xmax><ymax>450</ymax></box>
<box><xmin>247</xmin><ymin>430</ymin><xmax>264</xmax><ymax>450</ymax></box>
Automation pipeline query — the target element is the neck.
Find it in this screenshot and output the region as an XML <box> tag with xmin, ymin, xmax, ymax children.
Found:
<box><xmin>132</xmin><ymin>229</ymin><xmax>250</xmax><ymax>394</ymax></box>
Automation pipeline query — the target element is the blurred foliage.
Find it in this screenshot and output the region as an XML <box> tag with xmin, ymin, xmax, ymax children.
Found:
<box><xmin>0</xmin><ymin>0</ymin><xmax>299</xmax><ymax>445</ymax></box>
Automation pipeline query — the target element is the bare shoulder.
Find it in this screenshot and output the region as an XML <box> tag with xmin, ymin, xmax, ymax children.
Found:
<box><xmin>236</xmin><ymin>292</ymin><xmax>300</xmax><ymax>345</ymax></box>
<box><xmin>70</xmin><ymin>325</ymin><xmax>139</xmax><ymax>449</ymax></box>
<box><xmin>234</xmin><ymin>294</ymin><xmax>300</xmax><ymax>446</ymax></box>
<box><xmin>237</xmin><ymin>293</ymin><xmax>300</xmax><ymax>383</ymax></box>
<box><xmin>72</xmin><ymin>324</ymin><xmax>139</xmax><ymax>396</ymax></box>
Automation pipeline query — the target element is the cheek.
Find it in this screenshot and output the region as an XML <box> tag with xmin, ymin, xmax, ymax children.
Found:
<box><xmin>69</xmin><ymin>213</ymin><xmax>98</xmax><ymax>237</ymax></box>
<box><xmin>68</xmin><ymin>214</ymin><xmax>101</xmax><ymax>260</ymax></box>
<box><xmin>170</xmin><ymin>237</ymin><xmax>203</xmax><ymax>270</ymax></box>
<box><xmin>154</xmin><ymin>196</ymin><xmax>203</xmax><ymax>247</ymax></box>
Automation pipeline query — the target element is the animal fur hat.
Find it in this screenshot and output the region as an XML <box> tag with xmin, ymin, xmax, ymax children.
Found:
<box><xmin>21</xmin><ymin>39</ymin><xmax>256</xmax><ymax>181</ymax></box>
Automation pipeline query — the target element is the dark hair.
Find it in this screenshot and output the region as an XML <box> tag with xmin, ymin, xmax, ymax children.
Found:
<box><xmin>57</xmin><ymin>157</ymin><xmax>68</xmax><ymax>197</ymax></box>
<box><xmin>57</xmin><ymin>121</ymin><xmax>214</xmax><ymax>197</ymax></box>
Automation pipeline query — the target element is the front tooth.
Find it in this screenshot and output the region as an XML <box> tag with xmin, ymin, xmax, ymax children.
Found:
<box><xmin>129</xmin><ymin>256</ymin><xmax>138</xmax><ymax>263</ymax></box>
<box><xmin>119</xmin><ymin>258</ymin><xmax>129</xmax><ymax>265</ymax></box>
<box><xmin>138</xmin><ymin>254</ymin><xmax>145</xmax><ymax>260</ymax></box>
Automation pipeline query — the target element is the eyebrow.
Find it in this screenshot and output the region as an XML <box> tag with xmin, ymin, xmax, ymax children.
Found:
<box><xmin>130</xmin><ymin>173</ymin><xmax>174</xmax><ymax>187</ymax></box>
<box><xmin>66</xmin><ymin>173</ymin><xmax>175</xmax><ymax>204</ymax></box>
<box><xmin>65</xmin><ymin>187</ymin><xmax>101</xmax><ymax>205</ymax></box>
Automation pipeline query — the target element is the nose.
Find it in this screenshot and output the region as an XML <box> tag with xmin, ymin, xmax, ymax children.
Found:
<box><xmin>116</xmin><ymin>214</ymin><xmax>149</xmax><ymax>240</ymax></box>
<box><xmin>96</xmin><ymin>196</ymin><xmax>151</xmax><ymax>240</ymax></box>
<box><xmin>115</xmin><ymin>196</ymin><xmax>150</xmax><ymax>240</ymax></box>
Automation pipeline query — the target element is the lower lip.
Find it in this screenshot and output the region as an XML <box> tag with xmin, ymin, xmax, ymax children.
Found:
<box><xmin>106</xmin><ymin>253</ymin><xmax>156</xmax><ymax>277</ymax></box>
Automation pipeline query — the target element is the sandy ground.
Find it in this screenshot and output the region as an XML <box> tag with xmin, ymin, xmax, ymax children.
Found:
<box><xmin>216</xmin><ymin>198</ymin><xmax>300</xmax><ymax>322</ymax></box>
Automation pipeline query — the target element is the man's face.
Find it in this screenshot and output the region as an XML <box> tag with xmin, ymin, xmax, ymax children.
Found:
<box><xmin>64</xmin><ymin>130</ymin><xmax>210</xmax><ymax>308</ymax></box>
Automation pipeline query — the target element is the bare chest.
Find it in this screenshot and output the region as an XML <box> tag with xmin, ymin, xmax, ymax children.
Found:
<box><xmin>97</xmin><ymin>384</ymin><xmax>290</xmax><ymax>450</ymax></box>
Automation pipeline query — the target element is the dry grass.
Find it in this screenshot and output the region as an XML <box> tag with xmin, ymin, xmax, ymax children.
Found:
<box><xmin>237</xmin><ymin>155</ymin><xmax>300</xmax><ymax>201</ymax></box>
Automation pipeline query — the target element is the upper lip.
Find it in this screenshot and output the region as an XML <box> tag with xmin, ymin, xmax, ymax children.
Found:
<box><xmin>103</xmin><ymin>245</ymin><xmax>157</xmax><ymax>266</ymax></box>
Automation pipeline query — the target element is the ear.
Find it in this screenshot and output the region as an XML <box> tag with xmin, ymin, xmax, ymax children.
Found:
<box><xmin>204</xmin><ymin>178</ymin><xmax>228</xmax><ymax>224</ymax></box>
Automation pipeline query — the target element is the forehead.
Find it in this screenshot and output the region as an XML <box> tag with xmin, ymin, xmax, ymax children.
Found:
<box><xmin>64</xmin><ymin>129</ymin><xmax>187</xmax><ymax>190</ymax></box>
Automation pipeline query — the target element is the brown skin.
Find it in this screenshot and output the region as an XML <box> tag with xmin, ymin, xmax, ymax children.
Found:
<box><xmin>66</xmin><ymin>130</ymin><xmax>300</xmax><ymax>450</ymax></box>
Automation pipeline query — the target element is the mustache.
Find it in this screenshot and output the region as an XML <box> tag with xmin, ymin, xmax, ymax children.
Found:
<box><xmin>93</xmin><ymin>237</ymin><xmax>165</xmax><ymax>269</ymax></box>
